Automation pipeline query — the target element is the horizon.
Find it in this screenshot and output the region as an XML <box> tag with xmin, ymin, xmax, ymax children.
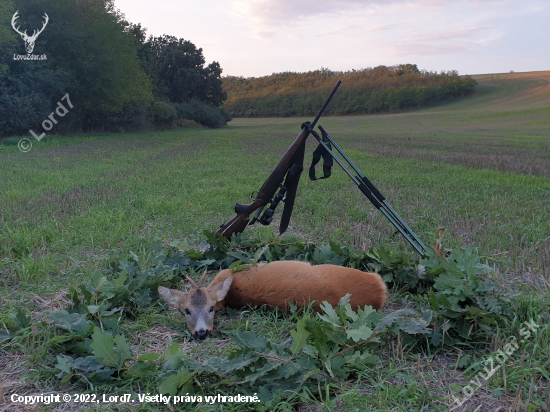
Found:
<box><xmin>114</xmin><ymin>0</ymin><xmax>549</xmax><ymax>78</ymax></box>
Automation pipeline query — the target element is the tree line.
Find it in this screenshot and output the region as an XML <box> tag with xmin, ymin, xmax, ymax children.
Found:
<box><xmin>0</xmin><ymin>0</ymin><xmax>230</xmax><ymax>138</ymax></box>
<box><xmin>222</xmin><ymin>65</ymin><xmax>477</xmax><ymax>117</ymax></box>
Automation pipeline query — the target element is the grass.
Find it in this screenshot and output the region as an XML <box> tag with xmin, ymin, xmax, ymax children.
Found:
<box><xmin>1</xmin><ymin>70</ymin><xmax>549</xmax><ymax>411</ymax></box>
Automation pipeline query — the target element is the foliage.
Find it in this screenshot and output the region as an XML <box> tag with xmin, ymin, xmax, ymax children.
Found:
<box><xmin>223</xmin><ymin>65</ymin><xmax>477</xmax><ymax>117</ymax></box>
<box><xmin>0</xmin><ymin>0</ymin><xmax>15</xmax><ymax>74</ymax></box>
<box><xmin>1</xmin><ymin>228</ymin><xmax>518</xmax><ymax>398</ymax></box>
<box><xmin>174</xmin><ymin>99</ymin><xmax>232</xmax><ymax>128</ymax></box>
<box><xmin>152</xmin><ymin>101</ymin><xmax>177</xmax><ymax>129</ymax></box>
<box><xmin>138</xmin><ymin>34</ymin><xmax>227</xmax><ymax>107</ymax></box>
<box><xmin>0</xmin><ymin>65</ymin><xmax>72</xmax><ymax>136</ymax></box>
<box><xmin>0</xmin><ymin>0</ymin><xmax>228</xmax><ymax>137</ymax></box>
<box><xmin>182</xmin><ymin>295</ymin><xmax>385</xmax><ymax>397</ymax></box>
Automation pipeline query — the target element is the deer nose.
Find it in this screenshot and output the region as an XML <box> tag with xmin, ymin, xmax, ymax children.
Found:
<box><xmin>195</xmin><ymin>329</ymin><xmax>209</xmax><ymax>340</ymax></box>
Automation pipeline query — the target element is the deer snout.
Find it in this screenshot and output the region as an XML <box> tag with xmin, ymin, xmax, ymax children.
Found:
<box><xmin>194</xmin><ymin>329</ymin><xmax>210</xmax><ymax>341</ymax></box>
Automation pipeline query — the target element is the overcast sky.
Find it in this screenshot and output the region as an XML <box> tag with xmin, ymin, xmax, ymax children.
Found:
<box><xmin>115</xmin><ymin>0</ymin><xmax>549</xmax><ymax>78</ymax></box>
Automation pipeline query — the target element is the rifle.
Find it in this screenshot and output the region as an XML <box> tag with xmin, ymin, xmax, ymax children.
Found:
<box><xmin>217</xmin><ymin>80</ymin><xmax>427</xmax><ymax>256</ymax></box>
<box><xmin>217</xmin><ymin>80</ymin><xmax>342</xmax><ymax>240</ymax></box>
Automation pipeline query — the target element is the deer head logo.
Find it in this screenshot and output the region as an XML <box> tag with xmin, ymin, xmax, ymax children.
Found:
<box><xmin>11</xmin><ymin>11</ymin><xmax>49</xmax><ymax>54</ymax></box>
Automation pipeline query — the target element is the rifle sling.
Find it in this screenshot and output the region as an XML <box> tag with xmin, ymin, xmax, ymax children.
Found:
<box><xmin>279</xmin><ymin>139</ymin><xmax>306</xmax><ymax>235</ymax></box>
<box><xmin>309</xmin><ymin>132</ymin><xmax>333</xmax><ymax>181</ymax></box>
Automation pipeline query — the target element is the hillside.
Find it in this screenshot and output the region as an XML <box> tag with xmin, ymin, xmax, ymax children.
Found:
<box><xmin>222</xmin><ymin>65</ymin><xmax>477</xmax><ymax>117</ymax></box>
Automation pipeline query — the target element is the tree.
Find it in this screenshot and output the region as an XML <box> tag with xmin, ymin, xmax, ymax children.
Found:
<box><xmin>6</xmin><ymin>0</ymin><xmax>153</xmax><ymax>131</ymax></box>
<box><xmin>140</xmin><ymin>35</ymin><xmax>226</xmax><ymax>106</ymax></box>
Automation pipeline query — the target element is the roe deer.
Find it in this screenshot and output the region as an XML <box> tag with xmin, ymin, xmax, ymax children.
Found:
<box><xmin>158</xmin><ymin>261</ymin><xmax>387</xmax><ymax>340</ymax></box>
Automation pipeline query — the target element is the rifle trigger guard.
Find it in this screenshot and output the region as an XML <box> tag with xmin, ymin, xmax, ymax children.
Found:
<box><xmin>250</xmin><ymin>190</ymin><xmax>259</xmax><ymax>200</ymax></box>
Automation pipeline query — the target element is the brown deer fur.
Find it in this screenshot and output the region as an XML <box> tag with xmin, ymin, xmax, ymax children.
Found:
<box><xmin>208</xmin><ymin>261</ymin><xmax>387</xmax><ymax>312</ymax></box>
<box><xmin>158</xmin><ymin>261</ymin><xmax>387</xmax><ymax>340</ymax></box>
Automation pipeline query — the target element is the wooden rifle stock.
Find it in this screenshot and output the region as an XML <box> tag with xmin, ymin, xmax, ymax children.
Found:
<box><xmin>217</xmin><ymin>130</ymin><xmax>309</xmax><ymax>240</ymax></box>
<box><xmin>217</xmin><ymin>81</ymin><xmax>341</xmax><ymax>240</ymax></box>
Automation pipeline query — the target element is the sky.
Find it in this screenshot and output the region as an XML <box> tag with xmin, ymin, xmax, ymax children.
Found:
<box><xmin>115</xmin><ymin>0</ymin><xmax>550</xmax><ymax>78</ymax></box>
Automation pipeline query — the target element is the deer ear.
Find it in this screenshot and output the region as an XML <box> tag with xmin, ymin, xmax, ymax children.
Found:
<box><xmin>158</xmin><ymin>286</ymin><xmax>188</xmax><ymax>308</ymax></box>
<box><xmin>208</xmin><ymin>276</ymin><xmax>233</xmax><ymax>302</ymax></box>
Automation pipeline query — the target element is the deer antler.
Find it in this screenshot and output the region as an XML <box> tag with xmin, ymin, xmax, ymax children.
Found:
<box><xmin>29</xmin><ymin>13</ymin><xmax>49</xmax><ymax>41</ymax></box>
<box><xmin>185</xmin><ymin>275</ymin><xmax>197</xmax><ymax>289</ymax></box>
<box><xmin>199</xmin><ymin>269</ymin><xmax>208</xmax><ymax>288</ymax></box>
<box><xmin>11</xmin><ymin>11</ymin><xmax>27</xmax><ymax>38</ymax></box>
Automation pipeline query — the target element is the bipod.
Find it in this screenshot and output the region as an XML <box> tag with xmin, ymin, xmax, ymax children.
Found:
<box><xmin>311</xmin><ymin>124</ymin><xmax>427</xmax><ymax>256</ymax></box>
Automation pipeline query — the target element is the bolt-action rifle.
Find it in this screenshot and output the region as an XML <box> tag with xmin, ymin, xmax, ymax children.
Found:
<box><xmin>217</xmin><ymin>80</ymin><xmax>427</xmax><ymax>255</ymax></box>
<box><xmin>217</xmin><ymin>80</ymin><xmax>342</xmax><ymax>240</ymax></box>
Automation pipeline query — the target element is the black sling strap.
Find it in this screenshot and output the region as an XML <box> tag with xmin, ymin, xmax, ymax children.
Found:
<box><xmin>309</xmin><ymin>131</ymin><xmax>333</xmax><ymax>181</ymax></box>
<box><xmin>279</xmin><ymin>139</ymin><xmax>306</xmax><ymax>234</ymax></box>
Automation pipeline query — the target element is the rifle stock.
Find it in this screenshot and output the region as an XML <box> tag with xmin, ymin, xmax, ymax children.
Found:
<box><xmin>217</xmin><ymin>213</ymin><xmax>252</xmax><ymax>240</ymax></box>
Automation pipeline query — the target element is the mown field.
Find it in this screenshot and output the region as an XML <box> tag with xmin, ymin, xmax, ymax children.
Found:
<box><xmin>1</xmin><ymin>71</ymin><xmax>549</xmax><ymax>411</ymax></box>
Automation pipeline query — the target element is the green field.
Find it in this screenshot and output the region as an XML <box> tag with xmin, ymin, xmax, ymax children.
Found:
<box><xmin>1</xmin><ymin>71</ymin><xmax>549</xmax><ymax>411</ymax></box>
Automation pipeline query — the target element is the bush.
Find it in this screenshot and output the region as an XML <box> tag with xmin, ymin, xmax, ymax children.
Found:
<box><xmin>174</xmin><ymin>119</ymin><xmax>200</xmax><ymax>128</ymax></box>
<box><xmin>152</xmin><ymin>101</ymin><xmax>177</xmax><ymax>129</ymax></box>
<box><xmin>0</xmin><ymin>66</ymin><xmax>72</xmax><ymax>137</ymax></box>
<box><xmin>174</xmin><ymin>100</ymin><xmax>231</xmax><ymax>128</ymax></box>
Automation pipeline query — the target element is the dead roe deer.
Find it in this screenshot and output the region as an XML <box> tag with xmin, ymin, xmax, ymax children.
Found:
<box><xmin>158</xmin><ymin>261</ymin><xmax>387</xmax><ymax>340</ymax></box>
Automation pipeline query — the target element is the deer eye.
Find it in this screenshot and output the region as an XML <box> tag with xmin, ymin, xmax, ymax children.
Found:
<box><xmin>185</xmin><ymin>309</ymin><xmax>191</xmax><ymax>316</ymax></box>
<box><xmin>209</xmin><ymin>306</ymin><xmax>214</xmax><ymax>313</ymax></box>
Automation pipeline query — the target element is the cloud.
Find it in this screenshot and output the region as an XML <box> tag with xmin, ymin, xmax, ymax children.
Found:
<box><xmin>390</xmin><ymin>26</ymin><xmax>502</xmax><ymax>57</ymax></box>
<box><xmin>316</xmin><ymin>22</ymin><xmax>397</xmax><ymax>37</ymax></box>
<box><xmin>230</xmin><ymin>0</ymin><xmax>394</xmax><ymax>29</ymax></box>
<box><xmin>406</xmin><ymin>26</ymin><xmax>491</xmax><ymax>42</ymax></box>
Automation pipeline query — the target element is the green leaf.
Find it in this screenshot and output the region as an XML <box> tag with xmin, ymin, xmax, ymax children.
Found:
<box><xmin>319</xmin><ymin>301</ymin><xmax>340</xmax><ymax>327</ymax></box>
<box><xmin>338</xmin><ymin>293</ymin><xmax>352</xmax><ymax>308</ymax></box>
<box><xmin>344</xmin><ymin>304</ymin><xmax>358</xmax><ymax>321</ymax></box>
<box><xmin>73</xmin><ymin>356</ymin><xmax>105</xmax><ymax>373</ymax></box>
<box><xmin>242</xmin><ymin>362</ymin><xmax>280</xmax><ymax>384</ymax></box>
<box><xmin>229</xmin><ymin>330</ymin><xmax>269</xmax><ymax>351</ymax></box>
<box><xmin>374</xmin><ymin>309</ymin><xmax>419</xmax><ymax>332</ymax></box>
<box><xmin>430</xmin><ymin>330</ymin><xmax>443</xmax><ymax>346</ymax></box>
<box><xmin>329</xmin><ymin>356</ymin><xmax>347</xmax><ymax>379</ymax></box>
<box><xmin>134</xmin><ymin>288</ymin><xmax>152</xmax><ymax>308</ymax></box>
<box><xmin>159</xmin><ymin>369</ymin><xmax>194</xmax><ymax>396</ymax></box>
<box><xmin>138</xmin><ymin>353</ymin><xmax>160</xmax><ymax>361</ymax></box>
<box><xmin>114</xmin><ymin>334</ymin><xmax>132</xmax><ymax>364</ymax></box>
<box><xmin>434</xmin><ymin>273</ymin><xmax>467</xmax><ymax>298</ymax></box>
<box><xmin>346</xmin><ymin>325</ymin><xmax>373</xmax><ymax>342</ymax></box>
<box><xmin>329</xmin><ymin>240</ymin><xmax>344</xmax><ymax>256</ymax></box>
<box><xmin>187</xmin><ymin>249</ymin><xmax>204</xmax><ymax>260</ymax></box>
<box><xmin>9</xmin><ymin>308</ymin><xmax>31</xmax><ymax>328</ymax></box>
<box><xmin>127</xmin><ymin>360</ymin><xmax>156</xmax><ymax>377</ymax></box>
<box><xmin>313</xmin><ymin>245</ymin><xmax>333</xmax><ymax>264</ymax></box>
<box><xmin>56</xmin><ymin>355</ymin><xmax>74</xmax><ymax>374</ymax></box>
<box><xmin>87</xmin><ymin>305</ymin><xmax>100</xmax><ymax>315</ymax></box>
<box><xmin>90</xmin><ymin>330</ymin><xmax>118</xmax><ymax>367</ymax></box>
<box><xmin>164</xmin><ymin>343</ymin><xmax>185</xmax><ymax>369</ymax></box>
<box><xmin>229</xmin><ymin>260</ymin><xmax>252</xmax><ymax>273</ymax></box>
<box><xmin>491</xmin><ymin>388</ymin><xmax>504</xmax><ymax>398</ymax></box>
<box><xmin>275</xmin><ymin>361</ymin><xmax>302</xmax><ymax>379</ymax></box>
<box><xmin>290</xmin><ymin>319</ymin><xmax>311</xmax><ymax>355</ymax></box>
<box><xmin>398</xmin><ymin>318</ymin><xmax>432</xmax><ymax>335</ymax></box>
<box><xmin>428</xmin><ymin>291</ymin><xmax>439</xmax><ymax>310</ymax></box>
<box><xmin>302</xmin><ymin>344</ymin><xmax>318</xmax><ymax>357</ymax></box>
<box><xmin>89</xmin><ymin>329</ymin><xmax>131</xmax><ymax>369</ymax></box>
<box><xmin>50</xmin><ymin>310</ymin><xmax>91</xmax><ymax>336</ymax></box>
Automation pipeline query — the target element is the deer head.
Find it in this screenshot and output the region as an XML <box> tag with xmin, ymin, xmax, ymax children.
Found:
<box><xmin>158</xmin><ymin>270</ymin><xmax>233</xmax><ymax>341</ymax></box>
<box><xmin>12</xmin><ymin>11</ymin><xmax>49</xmax><ymax>54</ymax></box>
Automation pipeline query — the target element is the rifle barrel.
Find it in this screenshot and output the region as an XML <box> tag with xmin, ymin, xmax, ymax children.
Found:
<box><xmin>310</xmin><ymin>80</ymin><xmax>341</xmax><ymax>129</ymax></box>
